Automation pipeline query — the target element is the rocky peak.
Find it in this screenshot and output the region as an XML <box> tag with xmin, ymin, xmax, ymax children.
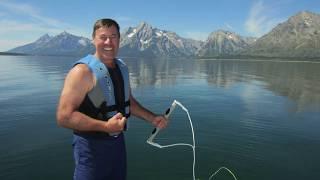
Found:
<box><xmin>55</xmin><ymin>31</ymin><xmax>75</xmax><ymax>39</ymax></box>
<box><xmin>289</xmin><ymin>11</ymin><xmax>318</xmax><ymax>22</ymax></box>
<box><xmin>137</xmin><ymin>21</ymin><xmax>153</xmax><ymax>31</ymax></box>
<box><xmin>207</xmin><ymin>30</ymin><xmax>240</xmax><ymax>41</ymax></box>
<box><xmin>35</xmin><ymin>34</ymin><xmax>52</xmax><ymax>44</ymax></box>
<box><xmin>284</xmin><ymin>11</ymin><xmax>320</xmax><ymax>32</ymax></box>
<box><xmin>198</xmin><ymin>30</ymin><xmax>252</xmax><ymax>57</ymax></box>
<box><xmin>120</xmin><ymin>21</ymin><xmax>202</xmax><ymax>57</ymax></box>
<box><xmin>242</xmin><ymin>11</ymin><xmax>320</xmax><ymax>58</ymax></box>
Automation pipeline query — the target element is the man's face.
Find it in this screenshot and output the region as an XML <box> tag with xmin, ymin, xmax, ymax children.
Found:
<box><xmin>93</xmin><ymin>25</ymin><xmax>120</xmax><ymax>63</ymax></box>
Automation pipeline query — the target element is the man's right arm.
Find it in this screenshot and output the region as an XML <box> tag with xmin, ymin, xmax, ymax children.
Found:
<box><xmin>56</xmin><ymin>64</ymin><xmax>126</xmax><ymax>133</ymax></box>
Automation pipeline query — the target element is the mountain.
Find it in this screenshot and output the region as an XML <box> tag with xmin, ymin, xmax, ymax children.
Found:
<box><xmin>197</xmin><ymin>30</ymin><xmax>256</xmax><ymax>57</ymax></box>
<box><xmin>7</xmin><ymin>11</ymin><xmax>320</xmax><ymax>59</ymax></box>
<box><xmin>8</xmin><ymin>34</ymin><xmax>52</xmax><ymax>54</ymax></box>
<box><xmin>241</xmin><ymin>11</ymin><xmax>320</xmax><ymax>58</ymax></box>
<box><xmin>9</xmin><ymin>23</ymin><xmax>203</xmax><ymax>57</ymax></box>
<box><xmin>9</xmin><ymin>32</ymin><xmax>94</xmax><ymax>56</ymax></box>
<box><xmin>119</xmin><ymin>22</ymin><xmax>202</xmax><ymax>57</ymax></box>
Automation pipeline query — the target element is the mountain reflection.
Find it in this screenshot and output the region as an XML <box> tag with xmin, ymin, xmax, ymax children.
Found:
<box><xmin>124</xmin><ymin>57</ymin><xmax>320</xmax><ymax>112</ymax></box>
<box><xmin>124</xmin><ymin>57</ymin><xmax>197</xmax><ymax>88</ymax></box>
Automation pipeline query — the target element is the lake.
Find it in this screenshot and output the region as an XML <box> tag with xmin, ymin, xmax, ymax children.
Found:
<box><xmin>0</xmin><ymin>55</ymin><xmax>319</xmax><ymax>180</ymax></box>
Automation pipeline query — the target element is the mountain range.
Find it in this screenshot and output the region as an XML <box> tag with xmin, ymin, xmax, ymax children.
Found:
<box><xmin>241</xmin><ymin>11</ymin><xmax>320</xmax><ymax>58</ymax></box>
<box><xmin>9</xmin><ymin>31</ymin><xmax>94</xmax><ymax>56</ymax></box>
<box><xmin>7</xmin><ymin>11</ymin><xmax>320</xmax><ymax>59</ymax></box>
<box><xmin>120</xmin><ymin>22</ymin><xmax>202</xmax><ymax>57</ymax></box>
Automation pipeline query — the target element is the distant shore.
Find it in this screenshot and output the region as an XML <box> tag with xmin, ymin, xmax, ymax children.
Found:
<box><xmin>1</xmin><ymin>52</ymin><xmax>319</xmax><ymax>62</ymax></box>
<box><xmin>0</xmin><ymin>52</ymin><xmax>30</xmax><ymax>56</ymax></box>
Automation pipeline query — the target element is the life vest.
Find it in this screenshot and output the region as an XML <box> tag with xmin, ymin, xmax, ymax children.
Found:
<box><xmin>74</xmin><ymin>54</ymin><xmax>131</xmax><ymax>124</ymax></box>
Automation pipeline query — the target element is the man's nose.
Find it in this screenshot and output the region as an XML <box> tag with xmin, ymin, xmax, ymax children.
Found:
<box><xmin>104</xmin><ymin>37</ymin><xmax>112</xmax><ymax>44</ymax></box>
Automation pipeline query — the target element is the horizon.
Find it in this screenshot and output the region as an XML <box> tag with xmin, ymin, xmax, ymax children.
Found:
<box><xmin>0</xmin><ymin>0</ymin><xmax>319</xmax><ymax>52</ymax></box>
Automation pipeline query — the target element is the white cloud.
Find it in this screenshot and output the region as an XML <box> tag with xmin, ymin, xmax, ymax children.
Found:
<box><xmin>111</xmin><ymin>15</ymin><xmax>140</xmax><ymax>32</ymax></box>
<box><xmin>0</xmin><ymin>18</ymin><xmax>61</xmax><ymax>51</ymax></box>
<box><xmin>114</xmin><ymin>16</ymin><xmax>133</xmax><ymax>22</ymax></box>
<box><xmin>245</xmin><ymin>0</ymin><xmax>284</xmax><ymax>37</ymax></box>
<box><xmin>0</xmin><ymin>1</ymin><xmax>88</xmax><ymax>51</ymax></box>
<box><xmin>0</xmin><ymin>1</ymin><xmax>64</xmax><ymax>28</ymax></box>
<box><xmin>0</xmin><ymin>39</ymin><xmax>32</xmax><ymax>52</ymax></box>
<box><xmin>183</xmin><ymin>31</ymin><xmax>209</xmax><ymax>41</ymax></box>
<box><xmin>0</xmin><ymin>19</ymin><xmax>60</xmax><ymax>34</ymax></box>
<box><xmin>224</xmin><ymin>23</ymin><xmax>234</xmax><ymax>32</ymax></box>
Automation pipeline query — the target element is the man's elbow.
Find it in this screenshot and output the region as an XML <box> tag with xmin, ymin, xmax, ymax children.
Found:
<box><xmin>56</xmin><ymin>110</ymin><xmax>70</xmax><ymax>128</ymax></box>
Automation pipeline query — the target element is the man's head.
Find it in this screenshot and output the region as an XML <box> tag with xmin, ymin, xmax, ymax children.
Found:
<box><xmin>92</xmin><ymin>18</ymin><xmax>120</xmax><ymax>66</ymax></box>
<box><xmin>92</xmin><ymin>18</ymin><xmax>120</xmax><ymax>39</ymax></box>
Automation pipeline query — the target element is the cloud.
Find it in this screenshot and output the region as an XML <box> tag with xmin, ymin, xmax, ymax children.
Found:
<box><xmin>245</xmin><ymin>0</ymin><xmax>284</xmax><ymax>37</ymax></box>
<box><xmin>0</xmin><ymin>39</ymin><xmax>32</xmax><ymax>52</ymax></box>
<box><xmin>182</xmin><ymin>31</ymin><xmax>209</xmax><ymax>41</ymax></box>
<box><xmin>114</xmin><ymin>16</ymin><xmax>134</xmax><ymax>22</ymax></box>
<box><xmin>0</xmin><ymin>1</ymin><xmax>64</xmax><ymax>28</ymax></box>
<box><xmin>0</xmin><ymin>1</ymin><xmax>88</xmax><ymax>51</ymax></box>
<box><xmin>224</xmin><ymin>23</ymin><xmax>234</xmax><ymax>32</ymax></box>
<box><xmin>0</xmin><ymin>18</ymin><xmax>58</xmax><ymax>51</ymax></box>
<box><xmin>0</xmin><ymin>19</ymin><xmax>60</xmax><ymax>34</ymax></box>
<box><xmin>111</xmin><ymin>15</ymin><xmax>142</xmax><ymax>31</ymax></box>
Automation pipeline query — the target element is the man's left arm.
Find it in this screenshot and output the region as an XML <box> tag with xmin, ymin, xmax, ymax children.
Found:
<box><xmin>129</xmin><ymin>92</ymin><xmax>167</xmax><ymax>129</ymax></box>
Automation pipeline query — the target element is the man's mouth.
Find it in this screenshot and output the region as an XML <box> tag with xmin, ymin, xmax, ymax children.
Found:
<box><xmin>104</xmin><ymin>47</ymin><xmax>113</xmax><ymax>51</ymax></box>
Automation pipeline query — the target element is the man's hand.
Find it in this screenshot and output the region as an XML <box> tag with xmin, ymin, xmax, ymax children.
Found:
<box><xmin>152</xmin><ymin>115</ymin><xmax>168</xmax><ymax>129</ymax></box>
<box><xmin>104</xmin><ymin>113</ymin><xmax>127</xmax><ymax>133</ymax></box>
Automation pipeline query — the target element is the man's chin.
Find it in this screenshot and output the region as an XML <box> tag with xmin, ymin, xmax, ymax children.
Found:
<box><xmin>101</xmin><ymin>53</ymin><xmax>115</xmax><ymax>60</ymax></box>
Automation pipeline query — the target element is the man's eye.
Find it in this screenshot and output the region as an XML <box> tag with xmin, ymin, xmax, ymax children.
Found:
<box><xmin>100</xmin><ymin>36</ymin><xmax>107</xmax><ymax>41</ymax></box>
<box><xmin>99</xmin><ymin>35</ymin><xmax>117</xmax><ymax>41</ymax></box>
<box><xmin>109</xmin><ymin>35</ymin><xmax>117</xmax><ymax>39</ymax></box>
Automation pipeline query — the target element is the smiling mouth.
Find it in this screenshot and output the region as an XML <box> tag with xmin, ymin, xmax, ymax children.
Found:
<box><xmin>104</xmin><ymin>47</ymin><xmax>113</xmax><ymax>51</ymax></box>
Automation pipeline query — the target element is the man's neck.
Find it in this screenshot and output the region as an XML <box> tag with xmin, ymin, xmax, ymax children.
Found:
<box><xmin>105</xmin><ymin>61</ymin><xmax>116</xmax><ymax>68</ymax></box>
<box><xmin>94</xmin><ymin>54</ymin><xmax>116</xmax><ymax>68</ymax></box>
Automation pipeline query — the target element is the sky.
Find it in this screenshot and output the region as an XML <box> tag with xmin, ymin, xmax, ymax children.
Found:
<box><xmin>0</xmin><ymin>0</ymin><xmax>319</xmax><ymax>52</ymax></box>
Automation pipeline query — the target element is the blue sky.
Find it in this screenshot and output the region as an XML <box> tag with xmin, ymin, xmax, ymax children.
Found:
<box><xmin>0</xmin><ymin>0</ymin><xmax>319</xmax><ymax>52</ymax></box>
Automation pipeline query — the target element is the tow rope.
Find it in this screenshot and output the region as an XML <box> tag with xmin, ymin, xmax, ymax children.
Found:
<box><xmin>146</xmin><ymin>100</ymin><xmax>238</xmax><ymax>180</ymax></box>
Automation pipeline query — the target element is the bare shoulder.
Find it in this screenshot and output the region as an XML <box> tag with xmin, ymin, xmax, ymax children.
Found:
<box><xmin>69</xmin><ymin>63</ymin><xmax>91</xmax><ymax>77</ymax></box>
<box><xmin>64</xmin><ymin>64</ymin><xmax>95</xmax><ymax>92</ymax></box>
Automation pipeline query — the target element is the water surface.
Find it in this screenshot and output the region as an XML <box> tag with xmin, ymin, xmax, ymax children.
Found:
<box><xmin>0</xmin><ymin>55</ymin><xmax>319</xmax><ymax>180</ymax></box>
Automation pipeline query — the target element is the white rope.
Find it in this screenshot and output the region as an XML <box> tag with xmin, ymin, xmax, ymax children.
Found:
<box><xmin>208</xmin><ymin>166</ymin><xmax>238</xmax><ymax>180</ymax></box>
<box><xmin>146</xmin><ymin>100</ymin><xmax>238</xmax><ymax>180</ymax></box>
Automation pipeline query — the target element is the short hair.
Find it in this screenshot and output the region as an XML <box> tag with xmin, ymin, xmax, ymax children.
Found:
<box><xmin>92</xmin><ymin>18</ymin><xmax>120</xmax><ymax>38</ymax></box>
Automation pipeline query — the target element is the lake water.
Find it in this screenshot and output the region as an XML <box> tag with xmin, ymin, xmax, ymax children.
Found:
<box><xmin>0</xmin><ymin>55</ymin><xmax>319</xmax><ymax>180</ymax></box>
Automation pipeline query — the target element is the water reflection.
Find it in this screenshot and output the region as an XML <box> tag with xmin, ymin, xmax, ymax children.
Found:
<box><xmin>124</xmin><ymin>57</ymin><xmax>320</xmax><ymax>112</ymax></box>
<box><xmin>2</xmin><ymin>55</ymin><xmax>318</xmax><ymax>112</ymax></box>
<box><xmin>124</xmin><ymin>57</ymin><xmax>197</xmax><ymax>88</ymax></box>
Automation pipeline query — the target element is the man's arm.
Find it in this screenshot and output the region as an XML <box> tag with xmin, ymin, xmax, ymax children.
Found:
<box><xmin>129</xmin><ymin>92</ymin><xmax>167</xmax><ymax>129</ymax></box>
<box><xmin>56</xmin><ymin>64</ymin><xmax>126</xmax><ymax>133</ymax></box>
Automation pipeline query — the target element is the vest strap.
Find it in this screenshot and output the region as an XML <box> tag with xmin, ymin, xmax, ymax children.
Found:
<box><xmin>99</xmin><ymin>100</ymin><xmax>131</xmax><ymax>119</ymax></box>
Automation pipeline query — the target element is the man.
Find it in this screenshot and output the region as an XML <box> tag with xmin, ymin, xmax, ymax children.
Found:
<box><xmin>56</xmin><ymin>18</ymin><xmax>167</xmax><ymax>180</ymax></box>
